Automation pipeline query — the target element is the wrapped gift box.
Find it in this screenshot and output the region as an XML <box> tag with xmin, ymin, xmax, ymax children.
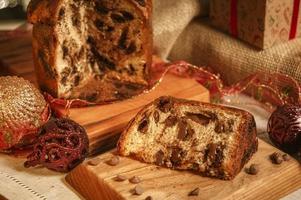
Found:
<box><xmin>210</xmin><ymin>0</ymin><xmax>301</xmax><ymax>49</ymax></box>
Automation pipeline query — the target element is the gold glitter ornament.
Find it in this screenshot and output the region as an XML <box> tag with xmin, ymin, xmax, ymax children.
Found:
<box><xmin>0</xmin><ymin>76</ymin><xmax>50</xmax><ymax>150</ymax></box>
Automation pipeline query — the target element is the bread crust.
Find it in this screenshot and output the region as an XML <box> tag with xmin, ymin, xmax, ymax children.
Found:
<box><xmin>28</xmin><ymin>0</ymin><xmax>152</xmax><ymax>102</ymax></box>
<box><xmin>117</xmin><ymin>96</ymin><xmax>258</xmax><ymax>180</ymax></box>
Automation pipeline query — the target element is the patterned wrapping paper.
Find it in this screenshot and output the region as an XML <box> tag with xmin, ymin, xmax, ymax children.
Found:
<box><xmin>210</xmin><ymin>0</ymin><xmax>301</xmax><ymax>49</ymax></box>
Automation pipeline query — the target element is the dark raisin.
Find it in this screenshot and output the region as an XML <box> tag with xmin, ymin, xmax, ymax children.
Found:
<box><xmin>158</xmin><ymin>97</ymin><xmax>172</xmax><ymax>113</ymax></box>
<box><xmin>153</xmin><ymin>111</ymin><xmax>160</xmax><ymax>123</ymax></box>
<box><xmin>155</xmin><ymin>150</ymin><xmax>164</xmax><ymax>166</ymax></box>
<box><xmin>121</xmin><ymin>11</ymin><xmax>134</xmax><ymax>21</ymax></box>
<box><xmin>118</xmin><ymin>28</ymin><xmax>128</xmax><ymax>50</ymax></box>
<box><xmin>111</xmin><ymin>13</ymin><xmax>126</xmax><ymax>23</ymax></box>
<box><xmin>165</xmin><ymin>116</ymin><xmax>177</xmax><ymax>127</ymax></box>
<box><xmin>126</xmin><ymin>41</ymin><xmax>136</xmax><ymax>54</ymax></box>
<box><xmin>138</xmin><ymin>117</ymin><xmax>148</xmax><ymax>133</ymax></box>
<box><xmin>58</xmin><ymin>8</ymin><xmax>65</xmax><ymax>20</ymax></box>
<box><xmin>135</xmin><ymin>0</ymin><xmax>146</xmax><ymax>7</ymax></box>
<box><xmin>95</xmin><ymin>1</ymin><xmax>109</xmax><ymax>14</ymax></box>
<box><xmin>94</xmin><ymin>19</ymin><xmax>105</xmax><ymax>30</ymax></box>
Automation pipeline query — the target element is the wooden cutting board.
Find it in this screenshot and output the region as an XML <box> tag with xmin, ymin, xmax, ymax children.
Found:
<box><xmin>66</xmin><ymin>140</ymin><xmax>301</xmax><ymax>200</ymax></box>
<box><xmin>0</xmin><ymin>32</ymin><xmax>209</xmax><ymax>154</ymax></box>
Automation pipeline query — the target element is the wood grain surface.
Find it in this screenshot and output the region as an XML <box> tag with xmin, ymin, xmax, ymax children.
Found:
<box><xmin>0</xmin><ymin>32</ymin><xmax>209</xmax><ymax>155</ymax></box>
<box><xmin>66</xmin><ymin>140</ymin><xmax>301</xmax><ymax>200</ymax></box>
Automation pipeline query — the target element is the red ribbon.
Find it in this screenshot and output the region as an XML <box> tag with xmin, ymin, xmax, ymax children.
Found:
<box><xmin>231</xmin><ymin>0</ymin><xmax>300</xmax><ymax>40</ymax></box>
<box><xmin>290</xmin><ymin>0</ymin><xmax>301</xmax><ymax>39</ymax></box>
<box><xmin>230</xmin><ymin>0</ymin><xmax>238</xmax><ymax>37</ymax></box>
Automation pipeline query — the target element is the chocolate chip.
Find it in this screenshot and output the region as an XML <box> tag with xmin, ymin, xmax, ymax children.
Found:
<box><xmin>134</xmin><ymin>0</ymin><xmax>146</xmax><ymax>7</ymax></box>
<box><xmin>155</xmin><ymin>150</ymin><xmax>164</xmax><ymax>166</ymax></box>
<box><xmin>270</xmin><ymin>152</ymin><xmax>283</xmax><ymax>165</ymax></box>
<box><xmin>138</xmin><ymin>117</ymin><xmax>148</xmax><ymax>134</ymax></box>
<box><xmin>246</xmin><ymin>164</ymin><xmax>259</xmax><ymax>175</ymax></box>
<box><xmin>133</xmin><ymin>185</ymin><xmax>144</xmax><ymax>195</ymax></box>
<box><xmin>90</xmin><ymin>47</ymin><xmax>116</xmax><ymax>70</ymax></box>
<box><xmin>204</xmin><ymin>143</ymin><xmax>224</xmax><ymax>167</ymax></box>
<box><xmin>38</xmin><ymin>50</ymin><xmax>57</xmax><ymax>79</ymax></box>
<box><xmin>188</xmin><ymin>188</ymin><xmax>199</xmax><ymax>196</ymax></box>
<box><xmin>115</xmin><ymin>174</ymin><xmax>127</xmax><ymax>182</ymax></box>
<box><xmin>158</xmin><ymin>97</ymin><xmax>172</xmax><ymax>113</ymax></box>
<box><xmin>145</xmin><ymin>196</ymin><xmax>153</xmax><ymax>200</ymax></box>
<box><xmin>177</xmin><ymin>119</ymin><xmax>195</xmax><ymax>141</ymax></box>
<box><xmin>177</xmin><ymin>120</ymin><xmax>188</xmax><ymax>140</ymax></box>
<box><xmin>171</xmin><ymin>148</ymin><xmax>186</xmax><ymax>166</ymax></box>
<box><xmin>107</xmin><ymin>156</ymin><xmax>120</xmax><ymax>166</ymax></box>
<box><xmin>186</xmin><ymin>112</ymin><xmax>211</xmax><ymax>125</ymax></box>
<box><xmin>164</xmin><ymin>116</ymin><xmax>177</xmax><ymax>127</ymax></box>
<box><xmin>207</xmin><ymin>144</ymin><xmax>217</xmax><ymax>160</ymax></box>
<box><xmin>87</xmin><ymin>158</ymin><xmax>101</xmax><ymax>166</ymax></box>
<box><xmin>215</xmin><ymin>120</ymin><xmax>234</xmax><ymax>133</ymax></box>
<box><xmin>129</xmin><ymin>176</ymin><xmax>141</xmax><ymax>184</ymax></box>
<box><xmin>283</xmin><ymin>154</ymin><xmax>290</xmax><ymax>161</ymax></box>
<box><xmin>121</xmin><ymin>11</ymin><xmax>134</xmax><ymax>21</ymax></box>
<box><xmin>153</xmin><ymin>111</ymin><xmax>160</xmax><ymax>123</ymax></box>
<box><xmin>215</xmin><ymin>121</ymin><xmax>226</xmax><ymax>133</ymax></box>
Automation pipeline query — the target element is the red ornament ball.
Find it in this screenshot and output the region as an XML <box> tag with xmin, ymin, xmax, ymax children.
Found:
<box><xmin>268</xmin><ymin>104</ymin><xmax>301</xmax><ymax>153</ymax></box>
<box><xmin>24</xmin><ymin>118</ymin><xmax>89</xmax><ymax>172</ymax></box>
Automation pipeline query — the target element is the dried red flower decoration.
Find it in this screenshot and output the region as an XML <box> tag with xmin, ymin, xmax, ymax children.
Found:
<box><xmin>24</xmin><ymin>118</ymin><xmax>89</xmax><ymax>172</ymax></box>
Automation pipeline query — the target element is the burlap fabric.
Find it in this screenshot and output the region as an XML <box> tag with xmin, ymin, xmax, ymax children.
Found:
<box><xmin>169</xmin><ymin>18</ymin><xmax>301</xmax><ymax>85</ymax></box>
<box><xmin>153</xmin><ymin>0</ymin><xmax>209</xmax><ymax>59</ymax></box>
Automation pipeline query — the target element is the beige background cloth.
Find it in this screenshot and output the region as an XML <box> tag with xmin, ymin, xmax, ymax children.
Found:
<box><xmin>0</xmin><ymin>0</ymin><xmax>300</xmax><ymax>199</ymax></box>
<box><xmin>169</xmin><ymin>18</ymin><xmax>301</xmax><ymax>85</ymax></box>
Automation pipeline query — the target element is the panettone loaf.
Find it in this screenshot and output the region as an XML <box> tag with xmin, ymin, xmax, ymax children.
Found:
<box><xmin>27</xmin><ymin>0</ymin><xmax>152</xmax><ymax>102</ymax></box>
<box><xmin>118</xmin><ymin>96</ymin><xmax>258</xmax><ymax>180</ymax></box>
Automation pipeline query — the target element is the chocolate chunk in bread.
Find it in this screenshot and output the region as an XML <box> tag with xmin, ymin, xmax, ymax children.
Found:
<box><xmin>28</xmin><ymin>0</ymin><xmax>152</xmax><ymax>103</ymax></box>
<box><xmin>118</xmin><ymin>96</ymin><xmax>258</xmax><ymax>180</ymax></box>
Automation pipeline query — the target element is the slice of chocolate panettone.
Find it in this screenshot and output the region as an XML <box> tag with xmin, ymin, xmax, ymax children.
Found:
<box><xmin>118</xmin><ymin>96</ymin><xmax>258</xmax><ymax>180</ymax></box>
